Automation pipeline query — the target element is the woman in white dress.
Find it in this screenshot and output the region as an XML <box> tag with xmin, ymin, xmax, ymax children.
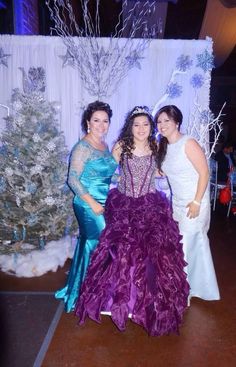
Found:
<box><xmin>155</xmin><ymin>105</ymin><xmax>220</xmax><ymax>301</ymax></box>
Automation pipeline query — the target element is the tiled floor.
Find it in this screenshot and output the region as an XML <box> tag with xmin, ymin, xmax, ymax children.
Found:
<box><xmin>1</xmin><ymin>209</ymin><xmax>236</xmax><ymax>367</ymax></box>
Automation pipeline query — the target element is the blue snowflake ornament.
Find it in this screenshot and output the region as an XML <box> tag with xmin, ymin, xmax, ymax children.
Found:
<box><xmin>196</xmin><ymin>49</ymin><xmax>214</xmax><ymax>73</ymax></box>
<box><xmin>190</xmin><ymin>74</ymin><xmax>204</xmax><ymax>89</ymax></box>
<box><xmin>166</xmin><ymin>82</ymin><xmax>183</xmax><ymax>99</ymax></box>
<box><xmin>176</xmin><ymin>55</ymin><xmax>193</xmax><ymax>72</ymax></box>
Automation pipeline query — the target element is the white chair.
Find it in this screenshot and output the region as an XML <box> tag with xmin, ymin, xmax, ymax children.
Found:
<box><xmin>209</xmin><ymin>158</ymin><xmax>227</xmax><ymax>211</ymax></box>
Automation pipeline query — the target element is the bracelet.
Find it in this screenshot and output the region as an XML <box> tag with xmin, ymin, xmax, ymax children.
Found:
<box><xmin>192</xmin><ymin>200</ymin><xmax>201</xmax><ymax>206</ymax></box>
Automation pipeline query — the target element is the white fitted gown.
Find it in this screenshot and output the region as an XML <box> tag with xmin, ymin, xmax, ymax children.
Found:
<box><xmin>162</xmin><ymin>135</ymin><xmax>220</xmax><ymax>300</ymax></box>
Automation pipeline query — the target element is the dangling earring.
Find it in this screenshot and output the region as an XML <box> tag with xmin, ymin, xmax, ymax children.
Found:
<box><xmin>87</xmin><ymin>125</ymin><xmax>90</xmax><ymax>133</ymax></box>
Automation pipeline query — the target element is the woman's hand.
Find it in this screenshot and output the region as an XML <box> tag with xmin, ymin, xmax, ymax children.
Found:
<box><xmin>90</xmin><ymin>201</ymin><xmax>105</xmax><ymax>215</ymax></box>
<box><xmin>186</xmin><ymin>201</ymin><xmax>201</xmax><ymax>219</ymax></box>
<box><xmin>80</xmin><ymin>193</ymin><xmax>104</xmax><ymax>215</ymax></box>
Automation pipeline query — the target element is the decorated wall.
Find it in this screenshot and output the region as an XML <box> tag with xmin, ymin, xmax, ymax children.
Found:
<box><xmin>0</xmin><ymin>35</ymin><xmax>215</xmax><ymax>154</ymax></box>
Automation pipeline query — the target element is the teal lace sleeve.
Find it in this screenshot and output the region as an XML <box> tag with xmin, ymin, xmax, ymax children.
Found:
<box><xmin>67</xmin><ymin>142</ymin><xmax>90</xmax><ymax>197</ymax></box>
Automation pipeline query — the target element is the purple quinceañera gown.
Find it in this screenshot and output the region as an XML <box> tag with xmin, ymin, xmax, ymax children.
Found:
<box><xmin>75</xmin><ymin>154</ymin><xmax>189</xmax><ymax>336</ymax></box>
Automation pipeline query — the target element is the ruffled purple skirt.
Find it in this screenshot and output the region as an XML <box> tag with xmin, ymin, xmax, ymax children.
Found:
<box><xmin>75</xmin><ymin>189</ymin><xmax>189</xmax><ymax>336</ymax></box>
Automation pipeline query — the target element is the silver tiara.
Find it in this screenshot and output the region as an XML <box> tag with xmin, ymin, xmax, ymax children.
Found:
<box><xmin>131</xmin><ymin>106</ymin><xmax>151</xmax><ymax>117</ymax></box>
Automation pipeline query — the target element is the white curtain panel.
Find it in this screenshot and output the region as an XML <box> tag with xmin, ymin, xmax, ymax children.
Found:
<box><xmin>0</xmin><ymin>35</ymin><xmax>212</xmax><ymax>150</ymax></box>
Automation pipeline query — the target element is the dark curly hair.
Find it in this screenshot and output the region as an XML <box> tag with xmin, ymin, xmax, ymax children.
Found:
<box><xmin>81</xmin><ymin>100</ymin><xmax>113</xmax><ymax>134</ymax></box>
<box><xmin>154</xmin><ymin>105</ymin><xmax>183</xmax><ymax>171</ymax></box>
<box><xmin>116</xmin><ymin>106</ymin><xmax>159</xmax><ymax>167</ymax></box>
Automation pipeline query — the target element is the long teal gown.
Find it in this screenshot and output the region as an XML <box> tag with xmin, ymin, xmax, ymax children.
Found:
<box><xmin>55</xmin><ymin>139</ymin><xmax>117</xmax><ymax>312</ymax></box>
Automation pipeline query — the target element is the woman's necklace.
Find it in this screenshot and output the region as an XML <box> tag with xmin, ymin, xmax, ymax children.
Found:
<box><xmin>134</xmin><ymin>143</ymin><xmax>151</xmax><ymax>156</ymax></box>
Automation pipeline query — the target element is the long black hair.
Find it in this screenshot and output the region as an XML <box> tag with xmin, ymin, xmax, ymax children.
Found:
<box><xmin>154</xmin><ymin>105</ymin><xmax>183</xmax><ymax>171</ymax></box>
<box><xmin>116</xmin><ymin>106</ymin><xmax>159</xmax><ymax>167</ymax></box>
<box><xmin>81</xmin><ymin>100</ymin><xmax>113</xmax><ymax>134</ymax></box>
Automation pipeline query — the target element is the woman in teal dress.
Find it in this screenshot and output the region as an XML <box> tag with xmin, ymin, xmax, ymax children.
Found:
<box><xmin>55</xmin><ymin>101</ymin><xmax>117</xmax><ymax>312</ymax></box>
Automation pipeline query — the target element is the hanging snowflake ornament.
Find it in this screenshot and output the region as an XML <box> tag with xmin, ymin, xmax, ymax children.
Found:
<box><xmin>190</xmin><ymin>74</ymin><xmax>204</xmax><ymax>89</ymax></box>
<box><xmin>0</xmin><ymin>47</ymin><xmax>11</xmax><ymax>67</ymax></box>
<box><xmin>166</xmin><ymin>82</ymin><xmax>183</xmax><ymax>99</ymax></box>
<box><xmin>196</xmin><ymin>49</ymin><xmax>214</xmax><ymax>73</ymax></box>
<box><xmin>176</xmin><ymin>55</ymin><xmax>193</xmax><ymax>72</ymax></box>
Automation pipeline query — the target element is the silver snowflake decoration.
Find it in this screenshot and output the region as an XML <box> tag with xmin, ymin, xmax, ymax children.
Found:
<box><xmin>5</xmin><ymin>167</ymin><xmax>14</xmax><ymax>177</ymax></box>
<box><xmin>46</xmin><ymin>141</ymin><xmax>56</xmax><ymax>151</ymax></box>
<box><xmin>13</xmin><ymin>101</ymin><xmax>23</xmax><ymax>111</ymax></box>
<box><xmin>44</xmin><ymin>196</ymin><xmax>55</xmax><ymax>206</ymax></box>
<box><xmin>31</xmin><ymin>164</ymin><xmax>43</xmax><ymax>175</ymax></box>
<box><xmin>196</xmin><ymin>49</ymin><xmax>214</xmax><ymax>73</ymax></box>
<box><xmin>32</xmin><ymin>133</ymin><xmax>41</xmax><ymax>143</ymax></box>
<box><xmin>0</xmin><ymin>47</ymin><xmax>11</xmax><ymax>67</ymax></box>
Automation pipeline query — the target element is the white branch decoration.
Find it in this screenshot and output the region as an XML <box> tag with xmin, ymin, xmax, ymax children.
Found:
<box><xmin>46</xmin><ymin>0</ymin><xmax>159</xmax><ymax>98</ymax></box>
<box><xmin>186</xmin><ymin>100</ymin><xmax>226</xmax><ymax>159</ymax></box>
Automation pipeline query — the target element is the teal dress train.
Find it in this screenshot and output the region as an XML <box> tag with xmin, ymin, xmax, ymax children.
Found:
<box><xmin>55</xmin><ymin>139</ymin><xmax>117</xmax><ymax>312</ymax></box>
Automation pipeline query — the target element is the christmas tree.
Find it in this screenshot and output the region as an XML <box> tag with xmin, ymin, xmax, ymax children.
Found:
<box><xmin>0</xmin><ymin>67</ymin><xmax>75</xmax><ymax>254</ymax></box>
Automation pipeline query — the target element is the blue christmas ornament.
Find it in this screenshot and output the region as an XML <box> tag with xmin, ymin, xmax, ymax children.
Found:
<box><xmin>0</xmin><ymin>177</ymin><xmax>7</xmax><ymax>193</ymax></box>
<box><xmin>27</xmin><ymin>213</ymin><xmax>38</xmax><ymax>226</ymax></box>
<box><xmin>13</xmin><ymin>227</ymin><xmax>20</xmax><ymax>242</ymax></box>
<box><xmin>0</xmin><ymin>145</ymin><xmax>7</xmax><ymax>156</ymax></box>
<box><xmin>27</xmin><ymin>183</ymin><xmax>37</xmax><ymax>194</ymax></box>
<box><xmin>13</xmin><ymin>147</ymin><xmax>20</xmax><ymax>158</ymax></box>
<box><xmin>22</xmin><ymin>226</ymin><xmax>26</xmax><ymax>241</ymax></box>
<box><xmin>39</xmin><ymin>235</ymin><xmax>46</xmax><ymax>250</ymax></box>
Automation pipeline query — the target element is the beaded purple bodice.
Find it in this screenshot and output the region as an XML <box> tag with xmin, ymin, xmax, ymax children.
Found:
<box><xmin>118</xmin><ymin>154</ymin><xmax>156</xmax><ymax>198</ymax></box>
